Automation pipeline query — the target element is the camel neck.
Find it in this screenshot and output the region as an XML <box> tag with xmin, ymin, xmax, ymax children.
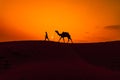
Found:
<box><xmin>56</xmin><ymin>31</ymin><xmax>61</xmax><ymax>36</ymax></box>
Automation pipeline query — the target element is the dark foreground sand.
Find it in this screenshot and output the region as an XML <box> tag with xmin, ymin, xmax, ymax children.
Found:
<box><xmin>0</xmin><ymin>41</ymin><xmax>120</xmax><ymax>80</ymax></box>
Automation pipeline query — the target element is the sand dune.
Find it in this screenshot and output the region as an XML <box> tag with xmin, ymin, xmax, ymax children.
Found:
<box><xmin>0</xmin><ymin>41</ymin><xmax>120</xmax><ymax>80</ymax></box>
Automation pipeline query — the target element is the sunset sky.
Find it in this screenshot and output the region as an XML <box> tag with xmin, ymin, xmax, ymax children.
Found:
<box><xmin>0</xmin><ymin>0</ymin><xmax>120</xmax><ymax>43</ymax></box>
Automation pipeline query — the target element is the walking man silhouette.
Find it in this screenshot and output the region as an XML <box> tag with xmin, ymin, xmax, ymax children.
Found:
<box><xmin>45</xmin><ymin>32</ymin><xmax>49</xmax><ymax>41</ymax></box>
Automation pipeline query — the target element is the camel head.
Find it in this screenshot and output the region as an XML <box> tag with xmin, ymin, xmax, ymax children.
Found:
<box><xmin>55</xmin><ymin>30</ymin><xmax>60</xmax><ymax>35</ymax></box>
<box><xmin>55</xmin><ymin>30</ymin><xmax>58</xmax><ymax>33</ymax></box>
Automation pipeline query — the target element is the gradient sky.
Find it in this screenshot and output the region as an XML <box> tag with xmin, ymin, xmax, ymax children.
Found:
<box><xmin>0</xmin><ymin>0</ymin><xmax>120</xmax><ymax>43</ymax></box>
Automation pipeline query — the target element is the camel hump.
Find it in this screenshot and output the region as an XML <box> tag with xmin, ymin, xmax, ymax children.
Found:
<box><xmin>62</xmin><ymin>32</ymin><xmax>70</xmax><ymax>37</ymax></box>
<box><xmin>62</xmin><ymin>32</ymin><xmax>69</xmax><ymax>34</ymax></box>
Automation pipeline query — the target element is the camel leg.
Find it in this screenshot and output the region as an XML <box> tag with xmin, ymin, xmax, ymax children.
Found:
<box><xmin>70</xmin><ymin>38</ymin><xmax>73</xmax><ymax>43</ymax></box>
<box><xmin>58</xmin><ymin>37</ymin><xmax>62</xmax><ymax>42</ymax></box>
<box><xmin>68</xmin><ymin>38</ymin><xmax>70</xmax><ymax>43</ymax></box>
<box><xmin>63</xmin><ymin>37</ymin><xmax>65</xmax><ymax>43</ymax></box>
<box><xmin>68</xmin><ymin>38</ymin><xmax>73</xmax><ymax>43</ymax></box>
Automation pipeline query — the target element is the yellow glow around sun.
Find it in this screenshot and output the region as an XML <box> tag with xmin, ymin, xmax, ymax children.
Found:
<box><xmin>51</xmin><ymin>36</ymin><xmax>54</xmax><ymax>40</ymax></box>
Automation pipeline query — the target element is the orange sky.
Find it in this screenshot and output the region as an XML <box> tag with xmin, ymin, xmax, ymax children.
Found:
<box><xmin>0</xmin><ymin>0</ymin><xmax>120</xmax><ymax>43</ymax></box>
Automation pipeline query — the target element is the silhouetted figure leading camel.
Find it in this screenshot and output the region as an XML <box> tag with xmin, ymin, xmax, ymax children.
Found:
<box><xmin>55</xmin><ymin>30</ymin><xmax>73</xmax><ymax>43</ymax></box>
<box><xmin>45</xmin><ymin>32</ymin><xmax>49</xmax><ymax>41</ymax></box>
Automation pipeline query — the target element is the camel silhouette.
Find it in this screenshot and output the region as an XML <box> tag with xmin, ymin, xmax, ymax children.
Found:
<box><xmin>55</xmin><ymin>30</ymin><xmax>73</xmax><ymax>43</ymax></box>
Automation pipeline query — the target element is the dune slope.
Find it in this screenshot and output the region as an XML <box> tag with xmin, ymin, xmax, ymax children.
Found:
<box><xmin>0</xmin><ymin>41</ymin><xmax>120</xmax><ymax>80</ymax></box>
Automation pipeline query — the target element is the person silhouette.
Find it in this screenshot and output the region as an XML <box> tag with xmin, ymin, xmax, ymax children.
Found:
<box><xmin>45</xmin><ymin>32</ymin><xmax>49</xmax><ymax>41</ymax></box>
